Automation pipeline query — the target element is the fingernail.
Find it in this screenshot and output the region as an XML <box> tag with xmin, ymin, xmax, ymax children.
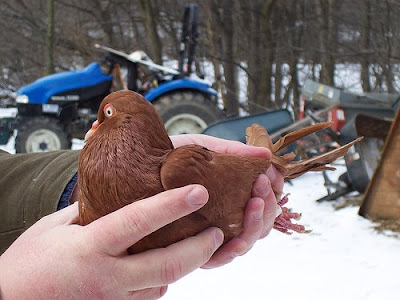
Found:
<box><xmin>266</xmin><ymin>167</ymin><xmax>276</xmax><ymax>181</ymax></box>
<box><xmin>187</xmin><ymin>186</ymin><xmax>208</xmax><ymax>205</ymax></box>
<box><xmin>276</xmin><ymin>205</ymin><xmax>283</xmax><ymax>217</ymax></box>
<box><xmin>255</xmin><ymin>175</ymin><xmax>271</xmax><ymax>196</ymax></box>
<box><xmin>214</xmin><ymin>228</ymin><xmax>224</xmax><ymax>247</ymax></box>
<box><xmin>234</xmin><ymin>245</ymin><xmax>247</xmax><ymax>256</ymax></box>
<box><xmin>253</xmin><ymin>209</ymin><xmax>263</xmax><ymax>220</ymax></box>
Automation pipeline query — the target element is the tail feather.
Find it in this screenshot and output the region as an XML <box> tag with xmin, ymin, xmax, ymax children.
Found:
<box><xmin>246</xmin><ymin>123</ymin><xmax>362</xmax><ymax>180</ymax></box>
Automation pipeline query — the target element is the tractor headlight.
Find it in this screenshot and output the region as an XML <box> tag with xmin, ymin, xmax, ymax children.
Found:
<box><xmin>16</xmin><ymin>95</ymin><xmax>29</xmax><ymax>104</ymax></box>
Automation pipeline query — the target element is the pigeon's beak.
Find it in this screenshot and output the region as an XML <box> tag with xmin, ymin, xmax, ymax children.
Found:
<box><xmin>84</xmin><ymin>120</ymin><xmax>99</xmax><ymax>141</ymax></box>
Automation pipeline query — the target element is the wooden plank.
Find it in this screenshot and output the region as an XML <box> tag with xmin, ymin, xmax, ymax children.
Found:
<box><xmin>359</xmin><ymin>107</ymin><xmax>400</xmax><ymax>219</ymax></box>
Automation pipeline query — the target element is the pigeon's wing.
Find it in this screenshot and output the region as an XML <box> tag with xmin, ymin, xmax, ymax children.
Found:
<box><xmin>160</xmin><ymin>144</ymin><xmax>270</xmax><ymax>240</ymax></box>
<box><xmin>160</xmin><ymin>144</ymin><xmax>214</xmax><ymax>190</ymax></box>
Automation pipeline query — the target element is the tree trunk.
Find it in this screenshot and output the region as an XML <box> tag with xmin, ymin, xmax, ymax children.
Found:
<box><xmin>360</xmin><ymin>0</ymin><xmax>372</xmax><ymax>92</ymax></box>
<box><xmin>126</xmin><ymin>6</ymin><xmax>145</xmax><ymax>51</ymax></box>
<box><xmin>247</xmin><ymin>1</ymin><xmax>261</xmax><ymax>113</ymax></box>
<box><xmin>45</xmin><ymin>0</ymin><xmax>55</xmax><ymax>75</ymax></box>
<box><xmin>316</xmin><ymin>0</ymin><xmax>336</xmax><ymax>85</ymax></box>
<box><xmin>383</xmin><ymin>0</ymin><xmax>394</xmax><ymax>93</ymax></box>
<box><xmin>204</xmin><ymin>1</ymin><xmax>225</xmax><ymax>110</ymax></box>
<box><xmin>137</xmin><ymin>0</ymin><xmax>162</xmax><ymax>64</ymax></box>
<box><xmin>384</xmin><ymin>64</ymin><xmax>394</xmax><ymax>93</ymax></box>
<box><xmin>274</xmin><ymin>62</ymin><xmax>282</xmax><ymax>107</ymax></box>
<box><xmin>221</xmin><ymin>0</ymin><xmax>239</xmax><ymax>116</ymax></box>
<box><xmin>247</xmin><ymin>0</ymin><xmax>276</xmax><ymax>113</ymax></box>
<box><xmin>287</xmin><ymin>0</ymin><xmax>303</xmax><ymax>118</ymax></box>
<box><xmin>94</xmin><ymin>0</ymin><xmax>114</xmax><ymax>46</ymax></box>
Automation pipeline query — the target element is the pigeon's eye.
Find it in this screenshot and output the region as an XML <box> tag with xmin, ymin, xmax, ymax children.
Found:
<box><xmin>104</xmin><ymin>104</ymin><xmax>114</xmax><ymax>117</ymax></box>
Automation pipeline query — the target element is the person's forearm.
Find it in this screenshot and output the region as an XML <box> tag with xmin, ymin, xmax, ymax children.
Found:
<box><xmin>0</xmin><ymin>150</ymin><xmax>79</xmax><ymax>254</ymax></box>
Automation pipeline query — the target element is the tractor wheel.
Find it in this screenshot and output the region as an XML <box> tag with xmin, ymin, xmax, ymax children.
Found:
<box><xmin>15</xmin><ymin>117</ymin><xmax>71</xmax><ymax>153</ymax></box>
<box><xmin>153</xmin><ymin>91</ymin><xmax>224</xmax><ymax>135</ymax></box>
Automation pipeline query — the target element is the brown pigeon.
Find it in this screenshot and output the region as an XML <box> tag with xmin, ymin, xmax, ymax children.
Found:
<box><xmin>78</xmin><ymin>90</ymin><xmax>360</xmax><ymax>253</ymax></box>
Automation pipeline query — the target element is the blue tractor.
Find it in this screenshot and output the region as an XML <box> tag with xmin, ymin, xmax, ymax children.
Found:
<box><xmin>11</xmin><ymin>4</ymin><xmax>223</xmax><ymax>153</ymax></box>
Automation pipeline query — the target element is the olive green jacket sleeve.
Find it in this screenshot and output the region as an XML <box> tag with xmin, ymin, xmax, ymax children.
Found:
<box><xmin>0</xmin><ymin>149</ymin><xmax>79</xmax><ymax>255</ymax></box>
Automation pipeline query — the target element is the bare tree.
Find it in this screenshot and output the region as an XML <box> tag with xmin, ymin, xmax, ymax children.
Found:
<box><xmin>220</xmin><ymin>0</ymin><xmax>239</xmax><ymax>116</ymax></box>
<box><xmin>381</xmin><ymin>0</ymin><xmax>395</xmax><ymax>93</ymax></box>
<box><xmin>137</xmin><ymin>0</ymin><xmax>162</xmax><ymax>64</ymax></box>
<box><xmin>315</xmin><ymin>0</ymin><xmax>337</xmax><ymax>86</ymax></box>
<box><xmin>45</xmin><ymin>0</ymin><xmax>55</xmax><ymax>74</ymax></box>
<box><xmin>360</xmin><ymin>0</ymin><xmax>372</xmax><ymax>92</ymax></box>
<box><xmin>247</xmin><ymin>0</ymin><xmax>276</xmax><ymax>113</ymax></box>
<box><xmin>2</xmin><ymin>0</ymin><xmax>400</xmax><ymax>118</ymax></box>
<box><xmin>278</xmin><ymin>0</ymin><xmax>305</xmax><ymax>117</ymax></box>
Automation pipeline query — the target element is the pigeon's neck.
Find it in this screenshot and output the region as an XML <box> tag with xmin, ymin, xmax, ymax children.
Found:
<box><xmin>129</xmin><ymin>113</ymin><xmax>173</xmax><ymax>152</ymax></box>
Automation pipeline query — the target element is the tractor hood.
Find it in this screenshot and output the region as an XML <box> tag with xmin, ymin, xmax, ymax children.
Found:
<box><xmin>16</xmin><ymin>63</ymin><xmax>113</xmax><ymax>104</ymax></box>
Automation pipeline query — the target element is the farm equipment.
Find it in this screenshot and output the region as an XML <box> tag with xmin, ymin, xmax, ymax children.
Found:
<box><xmin>300</xmin><ymin>79</ymin><xmax>399</xmax><ymax>201</ymax></box>
<box><xmin>0</xmin><ymin>4</ymin><xmax>223</xmax><ymax>153</ymax></box>
<box><xmin>203</xmin><ymin>109</ymin><xmax>294</xmax><ymax>143</ymax></box>
<box><xmin>203</xmin><ymin>79</ymin><xmax>399</xmax><ymax>201</ymax></box>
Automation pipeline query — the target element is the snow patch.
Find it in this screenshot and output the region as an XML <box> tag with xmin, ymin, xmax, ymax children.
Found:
<box><xmin>163</xmin><ymin>169</ymin><xmax>400</xmax><ymax>300</ymax></box>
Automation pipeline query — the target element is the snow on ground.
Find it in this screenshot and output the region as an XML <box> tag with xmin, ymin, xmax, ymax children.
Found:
<box><xmin>0</xmin><ymin>108</ymin><xmax>17</xmax><ymax>153</ymax></box>
<box><xmin>162</xmin><ymin>168</ymin><xmax>400</xmax><ymax>300</ymax></box>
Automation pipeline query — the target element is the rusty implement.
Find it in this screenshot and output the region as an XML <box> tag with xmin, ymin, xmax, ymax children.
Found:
<box><xmin>359</xmin><ymin>108</ymin><xmax>400</xmax><ymax>220</ymax></box>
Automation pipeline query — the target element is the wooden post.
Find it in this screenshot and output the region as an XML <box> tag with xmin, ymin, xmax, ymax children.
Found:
<box><xmin>359</xmin><ymin>107</ymin><xmax>400</xmax><ymax>219</ymax></box>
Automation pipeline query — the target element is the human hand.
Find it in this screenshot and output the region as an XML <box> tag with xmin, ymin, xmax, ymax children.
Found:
<box><xmin>0</xmin><ymin>185</ymin><xmax>223</xmax><ymax>299</ymax></box>
<box><xmin>170</xmin><ymin>134</ymin><xmax>284</xmax><ymax>268</ymax></box>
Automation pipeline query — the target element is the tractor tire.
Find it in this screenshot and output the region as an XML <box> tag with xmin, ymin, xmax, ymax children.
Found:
<box><xmin>153</xmin><ymin>91</ymin><xmax>224</xmax><ymax>135</ymax></box>
<box><xmin>15</xmin><ymin>117</ymin><xmax>71</xmax><ymax>153</ymax></box>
